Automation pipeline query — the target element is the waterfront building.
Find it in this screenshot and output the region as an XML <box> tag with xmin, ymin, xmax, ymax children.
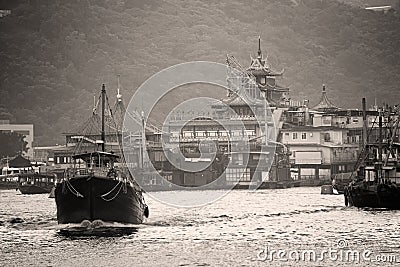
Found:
<box><xmin>147</xmin><ymin>38</ymin><xmax>292</xmax><ymax>187</ymax></box>
<box><xmin>280</xmin><ymin>85</ymin><xmax>384</xmax><ymax>183</ymax></box>
<box><xmin>281</xmin><ymin>125</ymin><xmax>359</xmax><ymax>181</ymax></box>
<box><xmin>30</xmin><ymin>40</ymin><xmax>387</xmax><ymax>189</ymax></box>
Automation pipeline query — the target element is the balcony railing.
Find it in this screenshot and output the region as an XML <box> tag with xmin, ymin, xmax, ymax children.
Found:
<box><xmin>332</xmin><ymin>154</ymin><xmax>358</xmax><ymax>163</ymax></box>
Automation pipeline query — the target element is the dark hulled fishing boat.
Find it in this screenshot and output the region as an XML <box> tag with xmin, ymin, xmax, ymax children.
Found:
<box><xmin>55</xmin><ymin>84</ymin><xmax>148</xmax><ymax>224</ymax></box>
<box><xmin>18</xmin><ymin>173</ymin><xmax>55</xmax><ymax>194</ymax></box>
<box><xmin>345</xmin><ymin>99</ymin><xmax>400</xmax><ymax>209</ymax></box>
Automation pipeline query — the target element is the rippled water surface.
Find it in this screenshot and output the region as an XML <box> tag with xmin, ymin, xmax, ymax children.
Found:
<box><xmin>1</xmin><ymin>187</ymin><xmax>399</xmax><ymax>266</ymax></box>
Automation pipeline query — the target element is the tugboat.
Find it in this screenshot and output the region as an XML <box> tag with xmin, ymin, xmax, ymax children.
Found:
<box><xmin>54</xmin><ymin>84</ymin><xmax>148</xmax><ymax>226</ymax></box>
<box><xmin>345</xmin><ymin>99</ymin><xmax>400</xmax><ymax>209</ymax></box>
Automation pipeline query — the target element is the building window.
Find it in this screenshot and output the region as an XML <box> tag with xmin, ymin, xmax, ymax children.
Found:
<box><xmin>15</xmin><ymin>130</ymin><xmax>30</xmax><ymax>136</ymax></box>
<box><xmin>292</xmin><ymin>133</ymin><xmax>298</xmax><ymax>139</ymax></box>
<box><xmin>301</xmin><ymin>133</ymin><xmax>307</xmax><ymax>140</ymax></box>
<box><xmin>234</xmin><ymin>154</ymin><xmax>244</xmax><ymax>165</ymax></box>
<box><xmin>324</xmin><ymin>133</ymin><xmax>331</xmax><ymax>142</ymax></box>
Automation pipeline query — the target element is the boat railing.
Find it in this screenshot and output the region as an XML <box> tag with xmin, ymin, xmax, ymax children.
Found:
<box><xmin>296</xmin><ymin>175</ymin><xmax>330</xmax><ymax>181</ymax></box>
<box><xmin>65</xmin><ymin>168</ymin><xmax>90</xmax><ymax>177</ymax></box>
<box><xmin>383</xmin><ymin>177</ymin><xmax>400</xmax><ymax>184</ymax></box>
<box><xmin>64</xmin><ymin>167</ymin><xmax>129</xmax><ymax>182</ymax></box>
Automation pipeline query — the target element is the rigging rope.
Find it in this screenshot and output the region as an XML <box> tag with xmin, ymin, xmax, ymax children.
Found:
<box><xmin>100</xmin><ymin>180</ymin><xmax>123</xmax><ymax>202</ymax></box>
<box><xmin>65</xmin><ymin>179</ymin><xmax>84</xmax><ymax>198</ymax></box>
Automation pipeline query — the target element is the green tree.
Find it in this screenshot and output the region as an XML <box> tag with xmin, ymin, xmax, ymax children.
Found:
<box><xmin>0</xmin><ymin>132</ymin><xmax>28</xmax><ymax>158</ymax></box>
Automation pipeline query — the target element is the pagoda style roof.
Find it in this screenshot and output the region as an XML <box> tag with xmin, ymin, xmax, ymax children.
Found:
<box><xmin>312</xmin><ymin>84</ymin><xmax>339</xmax><ymax>111</ymax></box>
<box><xmin>260</xmin><ymin>82</ymin><xmax>290</xmax><ymax>92</ymax></box>
<box><xmin>9</xmin><ymin>155</ymin><xmax>31</xmax><ymax>168</ymax></box>
<box><xmin>221</xmin><ymin>91</ymin><xmax>263</xmax><ymax>107</ymax></box>
<box><xmin>224</xmin><ymin>95</ymin><xmax>252</xmax><ymax>106</ymax></box>
<box><xmin>247</xmin><ymin>36</ymin><xmax>284</xmax><ymax>77</ymax></box>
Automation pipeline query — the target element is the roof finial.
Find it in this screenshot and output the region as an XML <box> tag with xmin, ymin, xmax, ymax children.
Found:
<box><xmin>257</xmin><ymin>36</ymin><xmax>262</xmax><ymax>58</ymax></box>
<box><xmin>322</xmin><ymin>84</ymin><xmax>326</xmax><ymax>92</ymax></box>
<box><xmin>117</xmin><ymin>75</ymin><xmax>122</xmax><ymax>102</ymax></box>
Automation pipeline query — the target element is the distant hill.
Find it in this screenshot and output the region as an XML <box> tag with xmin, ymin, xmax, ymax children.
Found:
<box><xmin>0</xmin><ymin>0</ymin><xmax>399</xmax><ymax>145</ymax></box>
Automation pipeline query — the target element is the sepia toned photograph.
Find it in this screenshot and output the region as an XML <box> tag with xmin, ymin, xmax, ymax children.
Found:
<box><xmin>1</xmin><ymin>0</ymin><xmax>399</xmax><ymax>266</ymax></box>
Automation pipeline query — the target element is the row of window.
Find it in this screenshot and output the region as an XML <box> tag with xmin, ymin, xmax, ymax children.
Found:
<box><xmin>286</xmin><ymin>132</ymin><xmax>333</xmax><ymax>142</ymax></box>
<box><xmin>177</xmin><ymin>130</ymin><xmax>256</xmax><ymax>138</ymax></box>
<box><xmin>55</xmin><ymin>156</ymin><xmax>72</xmax><ymax>164</ymax></box>
<box><xmin>226</xmin><ymin>168</ymin><xmax>251</xmax><ymax>182</ymax></box>
<box><xmin>0</xmin><ymin>130</ymin><xmax>31</xmax><ymax>136</ymax></box>
<box><xmin>287</xmin><ymin>132</ymin><xmax>308</xmax><ymax>140</ymax></box>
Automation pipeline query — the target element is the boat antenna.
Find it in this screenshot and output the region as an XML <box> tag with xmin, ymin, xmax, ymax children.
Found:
<box><xmin>101</xmin><ymin>83</ymin><xmax>106</xmax><ymax>152</ymax></box>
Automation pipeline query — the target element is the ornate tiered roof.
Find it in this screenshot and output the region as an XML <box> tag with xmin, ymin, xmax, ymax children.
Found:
<box><xmin>312</xmin><ymin>84</ymin><xmax>339</xmax><ymax>111</ymax></box>
<box><xmin>222</xmin><ymin>92</ymin><xmax>262</xmax><ymax>107</ymax></box>
<box><xmin>247</xmin><ymin>36</ymin><xmax>284</xmax><ymax>77</ymax></box>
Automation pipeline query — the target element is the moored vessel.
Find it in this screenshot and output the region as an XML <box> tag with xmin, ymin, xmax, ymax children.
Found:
<box><xmin>54</xmin><ymin>84</ymin><xmax>148</xmax><ymax>225</ymax></box>
<box><xmin>345</xmin><ymin>99</ymin><xmax>400</xmax><ymax>209</ymax></box>
<box><xmin>18</xmin><ymin>173</ymin><xmax>55</xmax><ymax>194</ymax></box>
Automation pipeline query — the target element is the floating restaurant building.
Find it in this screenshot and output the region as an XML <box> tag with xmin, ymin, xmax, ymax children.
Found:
<box><xmin>144</xmin><ymin>37</ymin><xmax>292</xmax><ymax>188</ymax></box>
<box><xmin>43</xmin><ymin>38</ymin><xmax>383</xmax><ymax>188</ymax></box>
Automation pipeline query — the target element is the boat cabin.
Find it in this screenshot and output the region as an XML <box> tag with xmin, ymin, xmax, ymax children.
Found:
<box><xmin>69</xmin><ymin>151</ymin><xmax>122</xmax><ymax>178</ymax></box>
<box><xmin>72</xmin><ymin>151</ymin><xmax>119</xmax><ymax>168</ymax></box>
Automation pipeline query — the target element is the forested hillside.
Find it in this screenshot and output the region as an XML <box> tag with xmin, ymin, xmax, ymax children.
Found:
<box><xmin>0</xmin><ymin>0</ymin><xmax>399</xmax><ymax>145</ymax></box>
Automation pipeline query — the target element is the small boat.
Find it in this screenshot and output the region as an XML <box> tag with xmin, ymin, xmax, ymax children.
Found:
<box><xmin>345</xmin><ymin>99</ymin><xmax>400</xmax><ymax>209</ymax></box>
<box><xmin>54</xmin><ymin>84</ymin><xmax>148</xmax><ymax>225</ymax></box>
<box><xmin>1</xmin><ymin>155</ymin><xmax>33</xmax><ymax>190</ymax></box>
<box><xmin>18</xmin><ymin>173</ymin><xmax>56</xmax><ymax>194</ymax></box>
<box><xmin>0</xmin><ymin>175</ymin><xmax>18</xmax><ymax>190</ymax></box>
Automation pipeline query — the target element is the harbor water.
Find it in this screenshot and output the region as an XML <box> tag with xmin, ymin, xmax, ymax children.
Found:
<box><xmin>1</xmin><ymin>187</ymin><xmax>399</xmax><ymax>266</ymax></box>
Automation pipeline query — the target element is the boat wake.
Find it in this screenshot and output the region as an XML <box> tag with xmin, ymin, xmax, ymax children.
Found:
<box><xmin>57</xmin><ymin>220</ymin><xmax>139</xmax><ymax>237</ymax></box>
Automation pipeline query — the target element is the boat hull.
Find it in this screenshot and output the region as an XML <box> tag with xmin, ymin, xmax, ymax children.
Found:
<box><xmin>18</xmin><ymin>173</ymin><xmax>56</xmax><ymax>194</ymax></box>
<box><xmin>55</xmin><ymin>176</ymin><xmax>144</xmax><ymax>224</ymax></box>
<box><xmin>19</xmin><ymin>184</ymin><xmax>53</xmax><ymax>194</ymax></box>
<box><xmin>345</xmin><ymin>183</ymin><xmax>400</xmax><ymax>209</ymax></box>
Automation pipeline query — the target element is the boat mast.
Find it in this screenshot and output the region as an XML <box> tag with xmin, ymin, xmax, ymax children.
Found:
<box><xmin>378</xmin><ymin>108</ymin><xmax>383</xmax><ymax>182</ymax></box>
<box><xmin>101</xmin><ymin>83</ymin><xmax>106</xmax><ymax>152</ymax></box>
<box><xmin>141</xmin><ymin>111</ymin><xmax>146</xmax><ymax>168</ymax></box>
<box><xmin>362</xmin><ymin>98</ymin><xmax>367</xmax><ymax>148</ymax></box>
